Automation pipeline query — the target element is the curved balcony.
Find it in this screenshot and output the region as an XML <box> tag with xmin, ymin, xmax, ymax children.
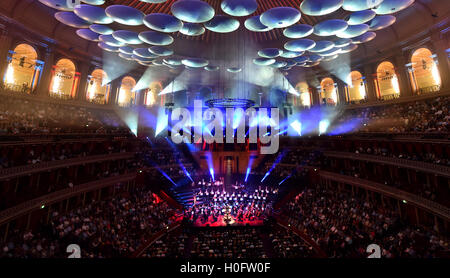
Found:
<box><xmin>319</xmin><ymin>171</ymin><xmax>450</xmax><ymax>222</ymax></box>
<box><xmin>0</xmin><ymin>173</ymin><xmax>137</xmax><ymax>225</ymax></box>
<box><xmin>324</xmin><ymin>151</ymin><xmax>450</xmax><ymax>178</ymax></box>
<box><xmin>0</xmin><ymin>152</ymin><xmax>135</xmax><ymax>180</ymax></box>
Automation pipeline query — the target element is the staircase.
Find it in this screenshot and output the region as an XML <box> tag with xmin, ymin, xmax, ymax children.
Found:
<box><xmin>168</xmin><ymin>186</ymin><xmax>197</xmax><ymax>207</ymax></box>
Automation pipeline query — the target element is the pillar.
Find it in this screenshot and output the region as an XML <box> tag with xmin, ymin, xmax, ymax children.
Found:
<box><xmin>37</xmin><ymin>46</ymin><xmax>54</xmax><ymax>96</ymax></box>
<box><xmin>108</xmin><ymin>78</ymin><xmax>121</xmax><ymax>105</ymax></box>
<box><xmin>137</xmin><ymin>89</ymin><xmax>146</xmax><ymax>106</ymax></box>
<box><xmin>394</xmin><ymin>50</ymin><xmax>413</xmax><ymax>97</ymax></box>
<box><xmin>335</xmin><ymin>78</ymin><xmax>347</xmax><ymax>105</ymax></box>
<box><xmin>0</xmin><ymin>28</ymin><xmax>13</xmax><ymax>85</ymax></box>
<box><xmin>364</xmin><ymin>63</ymin><xmax>378</xmax><ymax>102</ymax></box>
<box><xmin>309</xmin><ymin>86</ymin><xmax>320</xmax><ymax>106</ymax></box>
<box><xmin>432</xmin><ymin>33</ymin><xmax>450</xmax><ymax>92</ymax></box>
<box><xmin>76</xmin><ymin>62</ymin><xmax>90</xmax><ymax>102</ymax></box>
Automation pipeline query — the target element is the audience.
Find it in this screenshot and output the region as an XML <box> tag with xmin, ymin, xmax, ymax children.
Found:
<box><xmin>0</xmin><ymin>186</ymin><xmax>178</xmax><ymax>258</ymax></box>
<box><xmin>283</xmin><ymin>183</ymin><xmax>449</xmax><ymax>258</ymax></box>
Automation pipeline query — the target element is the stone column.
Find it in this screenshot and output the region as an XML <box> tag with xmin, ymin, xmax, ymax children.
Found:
<box><xmin>108</xmin><ymin>78</ymin><xmax>121</xmax><ymax>105</ymax></box>
<box><xmin>76</xmin><ymin>62</ymin><xmax>90</xmax><ymax>102</ymax></box>
<box><xmin>0</xmin><ymin>28</ymin><xmax>13</xmax><ymax>85</ymax></box>
<box><xmin>310</xmin><ymin>86</ymin><xmax>320</xmax><ymax>106</ymax></box>
<box><xmin>335</xmin><ymin>78</ymin><xmax>347</xmax><ymax>105</ymax></box>
<box><xmin>394</xmin><ymin>50</ymin><xmax>413</xmax><ymax>97</ymax></box>
<box><xmin>37</xmin><ymin>46</ymin><xmax>54</xmax><ymax>96</ymax></box>
<box><xmin>432</xmin><ymin>33</ymin><xmax>450</xmax><ymax>92</ymax></box>
<box><xmin>364</xmin><ymin>63</ymin><xmax>378</xmax><ymax>102</ymax></box>
<box><xmin>137</xmin><ymin>89</ymin><xmax>146</xmax><ymax>106</ymax></box>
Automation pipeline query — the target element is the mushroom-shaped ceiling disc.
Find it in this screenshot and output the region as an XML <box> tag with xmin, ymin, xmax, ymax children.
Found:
<box><xmin>342</xmin><ymin>0</ymin><xmax>384</xmax><ymax>11</ymax></box>
<box><xmin>271</xmin><ymin>61</ymin><xmax>288</xmax><ymax>68</ymax></box>
<box><xmin>284</xmin><ymin>39</ymin><xmax>316</xmax><ymax>52</ymax></box>
<box><xmin>336</xmin><ymin>24</ymin><xmax>369</xmax><ymax>38</ymax></box>
<box><xmin>260</xmin><ymin>7</ymin><xmax>301</xmax><ymax>29</ymax></box>
<box><xmin>76</xmin><ymin>29</ymin><xmax>100</xmax><ymax>41</ymax></box>
<box><xmin>373</xmin><ymin>0</ymin><xmax>414</xmax><ymax>15</ymax></box>
<box><xmin>280</xmin><ymin>51</ymin><xmax>304</xmax><ymax>58</ymax></box>
<box><xmin>74</xmin><ymin>4</ymin><xmax>113</xmax><ymax>24</ymax></box>
<box><xmin>82</xmin><ymin>1</ymin><xmax>106</xmax><ymax>5</ymax></box>
<box><xmin>55</xmin><ymin>12</ymin><xmax>92</xmax><ymax>28</ymax></box>
<box><xmin>368</xmin><ymin>15</ymin><xmax>396</xmax><ymax>31</ymax></box>
<box><xmin>227</xmin><ymin>67</ymin><xmax>242</xmax><ymax>73</ymax></box>
<box><xmin>112</xmin><ymin>30</ymin><xmax>143</xmax><ymax>45</ymax></box>
<box><xmin>144</xmin><ymin>13</ymin><xmax>183</xmax><ymax>33</ymax></box>
<box><xmin>221</xmin><ymin>0</ymin><xmax>258</xmax><ymax>17</ymax></box>
<box><xmin>340</xmin><ymin>43</ymin><xmax>358</xmax><ymax>53</ymax></box>
<box><xmin>119</xmin><ymin>46</ymin><xmax>134</xmax><ymax>55</ymax></box>
<box><xmin>182</xmin><ymin>58</ymin><xmax>209</xmax><ymax>68</ymax></box>
<box><xmin>352</xmin><ymin>32</ymin><xmax>376</xmax><ymax>44</ymax></box>
<box><xmin>39</xmin><ymin>0</ymin><xmax>75</xmax><ymax>11</ymax></box>
<box><xmin>139</xmin><ymin>31</ymin><xmax>174</xmax><ymax>46</ymax></box>
<box><xmin>283</xmin><ymin>24</ymin><xmax>313</xmax><ymax>39</ymax></box>
<box><xmin>99</xmin><ymin>34</ymin><xmax>127</xmax><ymax>47</ymax></box>
<box><xmin>105</xmin><ymin>5</ymin><xmax>145</xmax><ymax>26</ymax></box>
<box><xmin>133</xmin><ymin>48</ymin><xmax>159</xmax><ymax>58</ymax></box>
<box><xmin>90</xmin><ymin>24</ymin><xmax>113</xmax><ymax>35</ymax></box>
<box><xmin>309</xmin><ymin>41</ymin><xmax>335</xmax><ymax>53</ymax></box>
<box><xmin>171</xmin><ymin>0</ymin><xmax>215</xmax><ymax>23</ymax></box>
<box><xmin>300</xmin><ymin>0</ymin><xmax>343</xmax><ymax>16</ymax></box>
<box><xmin>149</xmin><ymin>46</ymin><xmax>174</xmax><ymax>56</ymax></box>
<box><xmin>205</xmin><ymin>66</ymin><xmax>220</xmax><ymax>71</ymax></box>
<box><xmin>180</xmin><ymin>23</ymin><xmax>206</xmax><ymax>36</ymax></box>
<box><xmin>258</xmin><ymin>48</ymin><xmax>283</xmax><ymax>58</ymax></box>
<box><xmin>313</xmin><ymin>19</ymin><xmax>348</xmax><ymax>36</ymax></box>
<box><xmin>334</xmin><ymin>38</ymin><xmax>352</xmax><ymax>47</ymax></box>
<box><xmin>98</xmin><ymin>42</ymin><xmax>119</xmax><ymax>52</ymax></box>
<box><xmin>204</xmin><ymin>15</ymin><xmax>240</xmax><ymax>33</ymax></box>
<box><xmin>244</xmin><ymin>16</ymin><xmax>273</xmax><ymax>32</ymax></box>
<box><xmin>253</xmin><ymin>58</ymin><xmax>276</xmax><ymax>66</ymax></box>
<box><xmin>346</xmin><ymin>10</ymin><xmax>376</xmax><ymax>25</ymax></box>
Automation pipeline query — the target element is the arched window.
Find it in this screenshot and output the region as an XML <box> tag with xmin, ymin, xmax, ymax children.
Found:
<box><xmin>320</xmin><ymin>77</ymin><xmax>337</xmax><ymax>105</ymax></box>
<box><xmin>410</xmin><ymin>48</ymin><xmax>441</xmax><ymax>94</ymax></box>
<box><xmin>118</xmin><ymin>76</ymin><xmax>136</xmax><ymax>107</ymax></box>
<box><xmin>87</xmin><ymin>69</ymin><xmax>110</xmax><ymax>104</ymax></box>
<box><xmin>145</xmin><ymin>82</ymin><xmax>162</xmax><ymax>106</ymax></box>
<box><xmin>50</xmin><ymin>59</ymin><xmax>79</xmax><ymax>99</ymax></box>
<box><xmin>376</xmin><ymin>61</ymin><xmax>400</xmax><ymax>100</ymax></box>
<box><xmin>295</xmin><ymin>82</ymin><xmax>311</xmax><ymax>107</ymax></box>
<box><xmin>4</xmin><ymin>44</ymin><xmax>40</xmax><ymax>93</ymax></box>
<box><xmin>346</xmin><ymin>71</ymin><xmax>366</xmax><ymax>102</ymax></box>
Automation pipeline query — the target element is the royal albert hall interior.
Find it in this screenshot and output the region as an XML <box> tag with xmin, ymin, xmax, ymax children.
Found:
<box><xmin>0</xmin><ymin>0</ymin><xmax>449</xmax><ymax>263</ymax></box>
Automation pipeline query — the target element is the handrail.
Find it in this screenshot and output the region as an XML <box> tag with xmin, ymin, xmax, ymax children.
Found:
<box><xmin>324</xmin><ymin>151</ymin><xmax>450</xmax><ymax>178</ymax></box>
<box><xmin>274</xmin><ymin>215</ymin><xmax>327</xmax><ymax>258</ymax></box>
<box><xmin>0</xmin><ymin>152</ymin><xmax>135</xmax><ymax>180</ymax></box>
<box><xmin>0</xmin><ymin>173</ymin><xmax>137</xmax><ymax>225</ymax></box>
<box><xmin>319</xmin><ymin>171</ymin><xmax>450</xmax><ymax>222</ymax></box>
<box><xmin>0</xmin><ymin>136</ymin><xmax>133</xmax><ymax>147</ymax></box>
<box><xmin>131</xmin><ymin>221</ymin><xmax>182</xmax><ymax>258</ymax></box>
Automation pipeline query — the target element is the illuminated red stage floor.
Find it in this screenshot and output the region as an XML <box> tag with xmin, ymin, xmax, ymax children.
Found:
<box><xmin>192</xmin><ymin>215</ymin><xmax>264</xmax><ymax>227</ymax></box>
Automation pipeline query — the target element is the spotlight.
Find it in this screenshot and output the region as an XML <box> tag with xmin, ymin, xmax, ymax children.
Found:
<box><xmin>209</xmin><ymin>168</ymin><xmax>215</xmax><ymax>182</ymax></box>
<box><xmin>319</xmin><ymin>120</ymin><xmax>329</xmax><ymax>135</ymax></box>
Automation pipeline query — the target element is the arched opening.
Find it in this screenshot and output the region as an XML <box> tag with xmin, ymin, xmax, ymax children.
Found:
<box><xmin>118</xmin><ymin>76</ymin><xmax>136</xmax><ymax>107</ymax></box>
<box><xmin>320</xmin><ymin>77</ymin><xmax>337</xmax><ymax>105</ymax></box>
<box><xmin>145</xmin><ymin>82</ymin><xmax>162</xmax><ymax>106</ymax></box>
<box><xmin>295</xmin><ymin>82</ymin><xmax>311</xmax><ymax>107</ymax></box>
<box><xmin>410</xmin><ymin>48</ymin><xmax>441</xmax><ymax>94</ymax></box>
<box><xmin>87</xmin><ymin>69</ymin><xmax>110</xmax><ymax>104</ymax></box>
<box><xmin>50</xmin><ymin>59</ymin><xmax>79</xmax><ymax>99</ymax></box>
<box><xmin>346</xmin><ymin>71</ymin><xmax>366</xmax><ymax>102</ymax></box>
<box><xmin>4</xmin><ymin>44</ymin><xmax>40</xmax><ymax>93</ymax></box>
<box><xmin>376</xmin><ymin>61</ymin><xmax>400</xmax><ymax>100</ymax></box>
